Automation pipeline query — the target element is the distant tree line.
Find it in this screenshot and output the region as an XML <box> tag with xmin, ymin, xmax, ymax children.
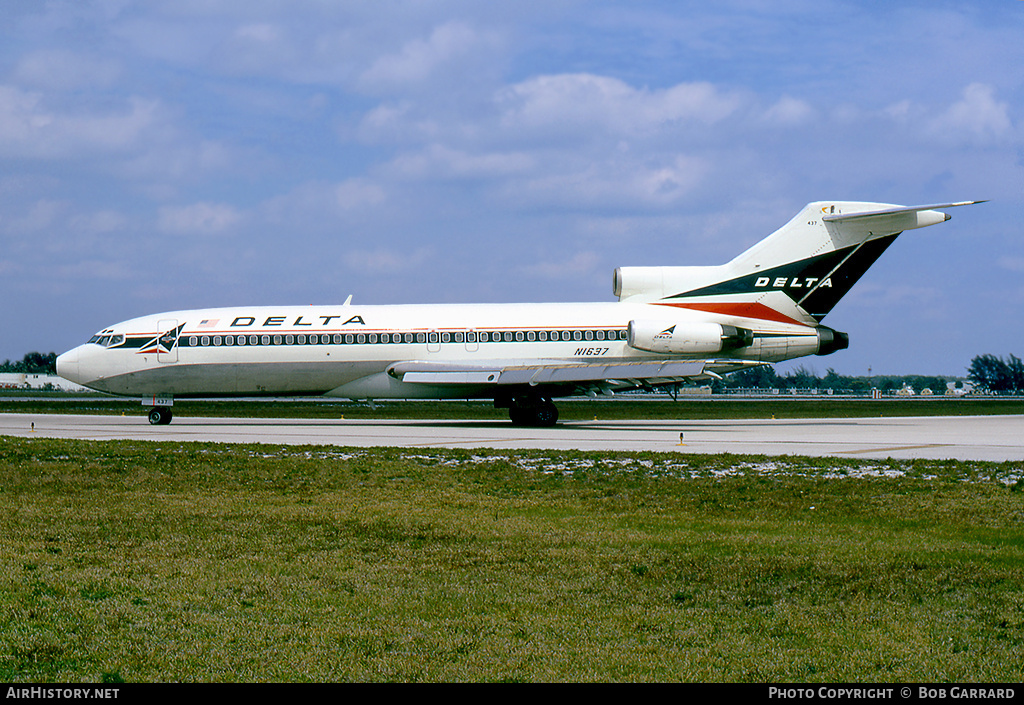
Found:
<box><xmin>714</xmin><ymin>365</ymin><xmax>956</xmax><ymax>394</ymax></box>
<box><xmin>0</xmin><ymin>352</ymin><xmax>58</xmax><ymax>374</ymax></box>
<box><xmin>966</xmin><ymin>354</ymin><xmax>1024</xmax><ymax>394</ymax></box>
<box><xmin>713</xmin><ymin>353</ymin><xmax>1023</xmax><ymax>395</ymax></box>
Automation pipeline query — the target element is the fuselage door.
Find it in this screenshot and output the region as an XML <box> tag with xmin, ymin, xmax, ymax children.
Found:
<box><xmin>157</xmin><ymin>319</ymin><xmax>180</xmax><ymax>363</ymax></box>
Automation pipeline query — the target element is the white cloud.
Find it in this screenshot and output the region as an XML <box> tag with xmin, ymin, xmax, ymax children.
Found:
<box><xmin>157</xmin><ymin>202</ymin><xmax>242</xmax><ymax>235</ymax></box>
<box><xmin>345</xmin><ymin>246</ymin><xmax>431</xmax><ymax>274</ymax></box>
<box><xmin>0</xmin><ymin>85</ymin><xmax>160</xmax><ymax>159</ymax></box>
<box><xmin>261</xmin><ymin>179</ymin><xmax>387</xmax><ymax>227</ymax></box>
<box><xmin>927</xmin><ymin>83</ymin><xmax>1012</xmax><ymax>144</ymax></box>
<box><xmin>497</xmin><ymin>74</ymin><xmax>743</xmax><ymax>137</ymax></box>
<box><xmin>69</xmin><ymin>210</ymin><xmax>129</xmax><ymax>235</ymax></box>
<box><xmin>762</xmin><ymin>95</ymin><xmax>815</xmax><ymax>126</ymax></box>
<box><xmin>500</xmin><ymin>153</ymin><xmax>709</xmax><ymax>210</ymax></box>
<box><xmin>359</xmin><ymin>21</ymin><xmax>495</xmax><ymax>91</ymax></box>
<box><xmin>3</xmin><ymin>198</ymin><xmax>67</xmax><ymax>235</ymax></box>
<box><xmin>14</xmin><ymin>49</ymin><xmax>121</xmax><ymax>90</ymax></box>
<box><xmin>520</xmin><ymin>250</ymin><xmax>600</xmax><ymax>279</ymax></box>
<box><xmin>385</xmin><ymin>144</ymin><xmax>534</xmax><ymax>180</ymax></box>
<box><xmin>335</xmin><ymin>178</ymin><xmax>386</xmax><ymax>209</ymax></box>
<box><xmin>999</xmin><ymin>256</ymin><xmax>1024</xmax><ymax>273</ymax></box>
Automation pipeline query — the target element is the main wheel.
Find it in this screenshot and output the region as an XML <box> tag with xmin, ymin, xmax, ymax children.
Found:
<box><xmin>148</xmin><ymin>407</ymin><xmax>173</xmax><ymax>425</ymax></box>
<box><xmin>509</xmin><ymin>404</ymin><xmax>528</xmax><ymax>426</ymax></box>
<box><xmin>508</xmin><ymin>399</ymin><xmax>558</xmax><ymax>427</ymax></box>
<box><xmin>533</xmin><ymin>400</ymin><xmax>558</xmax><ymax>427</ymax></box>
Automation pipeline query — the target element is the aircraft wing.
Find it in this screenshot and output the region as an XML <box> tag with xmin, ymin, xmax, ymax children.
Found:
<box><xmin>387</xmin><ymin>358</ymin><xmax>762</xmax><ymax>388</ymax></box>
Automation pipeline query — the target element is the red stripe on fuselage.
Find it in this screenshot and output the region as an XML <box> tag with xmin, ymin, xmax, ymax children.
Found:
<box><xmin>655</xmin><ymin>301</ymin><xmax>806</xmax><ymax>326</ymax></box>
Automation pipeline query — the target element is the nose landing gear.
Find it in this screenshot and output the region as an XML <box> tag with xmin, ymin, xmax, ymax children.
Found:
<box><xmin>147</xmin><ymin>407</ymin><xmax>173</xmax><ymax>425</ymax></box>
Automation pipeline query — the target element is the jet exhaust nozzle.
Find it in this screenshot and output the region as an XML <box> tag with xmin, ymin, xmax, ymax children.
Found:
<box><xmin>815</xmin><ymin>327</ymin><xmax>849</xmax><ymax>356</ymax></box>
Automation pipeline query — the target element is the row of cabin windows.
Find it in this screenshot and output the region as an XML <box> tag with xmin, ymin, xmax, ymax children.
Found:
<box><xmin>185</xmin><ymin>329</ymin><xmax>628</xmax><ymax>348</ymax></box>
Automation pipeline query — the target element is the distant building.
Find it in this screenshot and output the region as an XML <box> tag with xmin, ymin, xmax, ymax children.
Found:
<box><xmin>945</xmin><ymin>381</ymin><xmax>974</xmax><ymax>396</ymax></box>
<box><xmin>0</xmin><ymin>373</ymin><xmax>88</xmax><ymax>392</ymax></box>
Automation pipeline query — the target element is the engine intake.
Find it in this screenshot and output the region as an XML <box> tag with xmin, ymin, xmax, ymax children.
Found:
<box><xmin>627</xmin><ymin>320</ymin><xmax>753</xmax><ymax>355</ymax></box>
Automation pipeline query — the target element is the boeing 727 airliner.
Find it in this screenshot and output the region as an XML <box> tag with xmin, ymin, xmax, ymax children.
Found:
<box><xmin>56</xmin><ymin>200</ymin><xmax>983</xmax><ymax>426</ymax></box>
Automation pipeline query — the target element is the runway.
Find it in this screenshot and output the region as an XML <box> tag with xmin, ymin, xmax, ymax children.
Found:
<box><xmin>2</xmin><ymin>412</ymin><xmax>1023</xmax><ymax>461</ymax></box>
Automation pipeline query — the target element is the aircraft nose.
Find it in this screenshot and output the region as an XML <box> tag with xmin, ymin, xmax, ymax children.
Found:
<box><xmin>56</xmin><ymin>347</ymin><xmax>82</xmax><ymax>384</ymax></box>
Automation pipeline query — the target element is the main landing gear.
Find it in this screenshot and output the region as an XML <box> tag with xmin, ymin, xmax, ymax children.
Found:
<box><xmin>148</xmin><ymin>407</ymin><xmax>173</xmax><ymax>425</ymax></box>
<box><xmin>505</xmin><ymin>396</ymin><xmax>559</xmax><ymax>427</ymax></box>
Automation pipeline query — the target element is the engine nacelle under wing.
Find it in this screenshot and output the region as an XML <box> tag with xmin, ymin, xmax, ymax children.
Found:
<box><xmin>627</xmin><ymin>320</ymin><xmax>753</xmax><ymax>355</ymax></box>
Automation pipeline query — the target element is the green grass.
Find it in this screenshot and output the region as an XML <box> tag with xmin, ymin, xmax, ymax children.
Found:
<box><xmin>2</xmin><ymin>436</ymin><xmax>1023</xmax><ymax>682</ymax></box>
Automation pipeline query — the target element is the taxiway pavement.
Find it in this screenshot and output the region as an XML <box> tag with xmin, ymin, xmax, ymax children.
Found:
<box><xmin>2</xmin><ymin>413</ymin><xmax>1023</xmax><ymax>461</ymax></box>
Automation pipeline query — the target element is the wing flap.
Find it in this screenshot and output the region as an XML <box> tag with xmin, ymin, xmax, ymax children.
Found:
<box><xmin>388</xmin><ymin>359</ymin><xmax>707</xmax><ymax>386</ymax></box>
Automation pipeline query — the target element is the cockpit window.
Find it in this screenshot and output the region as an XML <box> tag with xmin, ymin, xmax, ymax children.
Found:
<box><xmin>88</xmin><ymin>333</ymin><xmax>125</xmax><ymax>348</ymax></box>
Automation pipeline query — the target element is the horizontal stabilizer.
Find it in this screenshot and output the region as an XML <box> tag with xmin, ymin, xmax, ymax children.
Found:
<box><xmin>822</xmin><ymin>200</ymin><xmax>986</xmax><ymax>223</ymax></box>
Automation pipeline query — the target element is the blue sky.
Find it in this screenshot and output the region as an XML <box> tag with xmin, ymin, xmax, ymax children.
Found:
<box><xmin>2</xmin><ymin>0</ymin><xmax>1021</xmax><ymax>376</ymax></box>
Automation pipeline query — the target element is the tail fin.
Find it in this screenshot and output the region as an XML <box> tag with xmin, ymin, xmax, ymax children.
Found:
<box><xmin>614</xmin><ymin>200</ymin><xmax>983</xmax><ymax>325</ymax></box>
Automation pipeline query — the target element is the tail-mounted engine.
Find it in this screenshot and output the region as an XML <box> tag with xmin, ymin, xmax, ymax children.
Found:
<box><xmin>815</xmin><ymin>326</ymin><xmax>849</xmax><ymax>356</ymax></box>
<box><xmin>627</xmin><ymin>320</ymin><xmax>753</xmax><ymax>355</ymax></box>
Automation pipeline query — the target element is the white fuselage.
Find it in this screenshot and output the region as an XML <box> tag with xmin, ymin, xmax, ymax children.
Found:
<box><xmin>56</xmin><ymin>301</ymin><xmax>820</xmax><ymax>400</ymax></box>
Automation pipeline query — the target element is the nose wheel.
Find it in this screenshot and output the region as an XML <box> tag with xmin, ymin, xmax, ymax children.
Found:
<box><xmin>148</xmin><ymin>407</ymin><xmax>173</xmax><ymax>425</ymax></box>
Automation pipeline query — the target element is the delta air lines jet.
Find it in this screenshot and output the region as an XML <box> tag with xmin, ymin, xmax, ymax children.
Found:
<box><xmin>56</xmin><ymin>200</ymin><xmax>982</xmax><ymax>426</ymax></box>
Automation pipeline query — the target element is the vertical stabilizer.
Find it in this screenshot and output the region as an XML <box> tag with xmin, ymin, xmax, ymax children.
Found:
<box><xmin>615</xmin><ymin>200</ymin><xmax>982</xmax><ymax>324</ymax></box>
